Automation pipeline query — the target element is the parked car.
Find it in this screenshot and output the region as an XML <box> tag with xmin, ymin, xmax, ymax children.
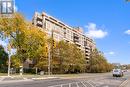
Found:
<box><xmin>112</xmin><ymin>69</ymin><xmax>123</xmax><ymax>77</ymax></box>
<box><xmin>122</xmin><ymin>70</ymin><xmax>127</xmax><ymax>72</ymax></box>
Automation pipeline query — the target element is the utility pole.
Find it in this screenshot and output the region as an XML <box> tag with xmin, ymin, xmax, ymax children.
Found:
<box><xmin>51</xmin><ymin>29</ymin><xmax>54</xmax><ymax>74</ymax></box>
<box><xmin>89</xmin><ymin>46</ymin><xmax>92</xmax><ymax>73</ymax></box>
<box><xmin>48</xmin><ymin>44</ymin><xmax>51</xmax><ymax>76</ymax></box>
<box><xmin>7</xmin><ymin>44</ymin><xmax>11</xmax><ymax>76</ymax></box>
<box><xmin>8</xmin><ymin>54</ymin><xmax>11</xmax><ymax>76</ymax></box>
<box><xmin>48</xmin><ymin>29</ymin><xmax>55</xmax><ymax>75</ymax></box>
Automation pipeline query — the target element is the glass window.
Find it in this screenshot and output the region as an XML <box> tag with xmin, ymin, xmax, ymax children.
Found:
<box><xmin>2</xmin><ymin>2</ymin><xmax>6</xmax><ymax>13</ymax></box>
<box><xmin>7</xmin><ymin>2</ymin><xmax>13</xmax><ymax>13</ymax></box>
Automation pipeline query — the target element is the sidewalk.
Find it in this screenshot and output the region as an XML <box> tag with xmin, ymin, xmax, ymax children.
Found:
<box><xmin>126</xmin><ymin>79</ymin><xmax>130</xmax><ymax>87</ymax></box>
<box><xmin>0</xmin><ymin>76</ymin><xmax>28</xmax><ymax>82</ymax></box>
<box><xmin>0</xmin><ymin>75</ymin><xmax>59</xmax><ymax>83</ymax></box>
<box><xmin>0</xmin><ymin>76</ymin><xmax>34</xmax><ymax>84</ymax></box>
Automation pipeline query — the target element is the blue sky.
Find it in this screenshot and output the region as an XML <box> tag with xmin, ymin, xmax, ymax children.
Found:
<box><xmin>1</xmin><ymin>0</ymin><xmax>130</xmax><ymax>64</ymax></box>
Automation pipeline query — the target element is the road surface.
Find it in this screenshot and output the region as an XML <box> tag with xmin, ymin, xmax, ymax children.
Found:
<box><xmin>0</xmin><ymin>72</ymin><xmax>130</xmax><ymax>87</ymax></box>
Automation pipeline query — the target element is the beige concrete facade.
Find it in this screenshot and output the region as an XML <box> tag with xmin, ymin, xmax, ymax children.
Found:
<box><xmin>32</xmin><ymin>12</ymin><xmax>96</xmax><ymax>63</ymax></box>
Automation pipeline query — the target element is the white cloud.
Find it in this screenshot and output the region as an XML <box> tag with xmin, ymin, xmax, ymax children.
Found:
<box><xmin>85</xmin><ymin>23</ymin><xmax>108</xmax><ymax>39</ymax></box>
<box><xmin>125</xmin><ymin>30</ymin><xmax>130</xmax><ymax>35</ymax></box>
<box><xmin>104</xmin><ymin>51</ymin><xmax>115</xmax><ymax>55</ymax></box>
<box><xmin>108</xmin><ymin>51</ymin><xmax>115</xmax><ymax>55</ymax></box>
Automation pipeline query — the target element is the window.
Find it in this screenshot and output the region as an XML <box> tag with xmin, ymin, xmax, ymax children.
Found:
<box><xmin>0</xmin><ymin>0</ymin><xmax>14</xmax><ymax>14</ymax></box>
<box><xmin>46</xmin><ymin>21</ymin><xmax>50</xmax><ymax>29</ymax></box>
<box><xmin>7</xmin><ymin>2</ymin><xmax>13</xmax><ymax>13</ymax></box>
<box><xmin>2</xmin><ymin>2</ymin><xmax>6</xmax><ymax>13</ymax></box>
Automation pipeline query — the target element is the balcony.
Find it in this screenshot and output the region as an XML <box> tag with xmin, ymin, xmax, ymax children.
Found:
<box><xmin>73</xmin><ymin>36</ymin><xmax>79</xmax><ymax>43</ymax></box>
<box><xmin>75</xmin><ymin>42</ymin><xmax>81</xmax><ymax>47</ymax></box>
<box><xmin>86</xmin><ymin>57</ymin><xmax>90</xmax><ymax>61</ymax></box>
<box><xmin>85</xmin><ymin>53</ymin><xmax>90</xmax><ymax>56</ymax></box>
<box><xmin>74</xmin><ymin>38</ymin><xmax>79</xmax><ymax>43</ymax></box>
<box><xmin>85</xmin><ymin>48</ymin><xmax>90</xmax><ymax>51</ymax></box>
<box><xmin>37</xmin><ymin>15</ymin><xmax>42</xmax><ymax>19</ymax></box>
<box><xmin>85</xmin><ymin>46</ymin><xmax>90</xmax><ymax>49</ymax></box>
<box><xmin>36</xmin><ymin>23</ymin><xmax>42</xmax><ymax>28</ymax></box>
<box><xmin>37</xmin><ymin>21</ymin><xmax>43</xmax><ymax>25</ymax></box>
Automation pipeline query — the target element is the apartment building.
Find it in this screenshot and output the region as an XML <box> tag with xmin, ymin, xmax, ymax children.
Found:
<box><xmin>32</xmin><ymin>12</ymin><xmax>96</xmax><ymax>63</ymax></box>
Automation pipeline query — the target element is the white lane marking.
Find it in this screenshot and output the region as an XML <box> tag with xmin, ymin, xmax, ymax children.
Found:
<box><xmin>83</xmin><ymin>81</ymin><xmax>94</xmax><ymax>87</ymax></box>
<box><xmin>103</xmin><ymin>86</ymin><xmax>109</xmax><ymax>87</ymax></box>
<box><xmin>48</xmin><ymin>81</ymin><xmax>78</xmax><ymax>87</ymax></box>
<box><xmin>76</xmin><ymin>82</ymin><xmax>80</xmax><ymax>87</ymax></box>
<box><xmin>81</xmin><ymin>82</ymin><xmax>87</xmax><ymax>87</ymax></box>
<box><xmin>87</xmin><ymin>81</ymin><xmax>95</xmax><ymax>87</ymax></box>
<box><xmin>89</xmin><ymin>81</ymin><xmax>95</xmax><ymax>86</ymax></box>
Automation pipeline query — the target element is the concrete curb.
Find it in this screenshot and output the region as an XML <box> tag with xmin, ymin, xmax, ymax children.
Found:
<box><xmin>32</xmin><ymin>77</ymin><xmax>59</xmax><ymax>80</ymax></box>
<box><xmin>32</xmin><ymin>77</ymin><xmax>48</xmax><ymax>80</ymax></box>
<box><xmin>60</xmin><ymin>75</ymin><xmax>106</xmax><ymax>80</ymax></box>
<box><xmin>119</xmin><ymin>79</ymin><xmax>129</xmax><ymax>87</ymax></box>
<box><xmin>0</xmin><ymin>79</ymin><xmax>33</xmax><ymax>84</ymax></box>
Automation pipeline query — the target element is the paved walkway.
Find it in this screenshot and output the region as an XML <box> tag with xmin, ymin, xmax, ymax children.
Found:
<box><xmin>126</xmin><ymin>79</ymin><xmax>130</xmax><ymax>87</ymax></box>
<box><xmin>0</xmin><ymin>76</ymin><xmax>59</xmax><ymax>83</ymax></box>
<box><xmin>0</xmin><ymin>76</ymin><xmax>23</xmax><ymax>81</ymax></box>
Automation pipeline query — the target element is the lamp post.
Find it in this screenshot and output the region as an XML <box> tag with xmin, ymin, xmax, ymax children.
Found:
<box><xmin>48</xmin><ymin>29</ymin><xmax>56</xmax><ymax>75</ymax></box>
<box><xmin>7</xmin><ymin>44</ymin><xmax>11</xmax><ymax>76</ymax></box>
<box><xmin>49</xmin><ymin>29</ymin><xmax>54</xmax><ymax>75</ymax></box>
<box><xmin>48</xmin><ymin>44</ymin><xmax>51</xmax><ymax>76</ymax></box>
<box><xmin>8</xmin><ymin>53</ymin><xmax>11</xmax><ymax>76</ymax></box>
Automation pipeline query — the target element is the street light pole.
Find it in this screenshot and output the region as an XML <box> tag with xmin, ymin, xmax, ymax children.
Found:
<box><xmin>48</xmin><ymin>44</ymin><xmax>51</xmax><ymax>76</ymax></box>
<box><xmin>8</xmin><ymin>53</ymin><xmax>11</xmax><ymax>76</ymax></box>
<box><xmin>7</xmin><ymin>43</ymin><xmax>11</xmax><ymax>77</ymax></box>
<box><xmin>48</xmin><ymin>29</ymin><xmax>54</xmax><ymax>76</ymax></box>
<box><xmin>90</xmin><ymin>46</ymin><xmax>92</xmax><ymax>73</ymax></box>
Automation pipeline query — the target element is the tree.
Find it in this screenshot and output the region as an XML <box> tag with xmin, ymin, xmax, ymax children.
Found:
<box><xmin>65</xmin><ymin>44</ymin><xmax>86</xmax><ymax>73</ymax></box>
<box><xmin>23</xmin><ymin>25</ymin><xmax>47</xmax><ymax>70</ymax></box>
<box><xmin>51</xmin><ymin>41</ymin><xmax>86</xmax><ymax>74</ymax></box>
<box><xmin>71</xmin><ymin>45</ymin><xmax>86</xmax><ymax>73</ymax></box>
<box><xmin>10</xmin><ymin>55</ymin><xmax>21</xmax><ymax>68</ymax></box>
<box><xmin>127</xmin><ymin>64</ymin><xmax>130</xmax><ymax>69</ymax></box>
<box><xmin>89</xmin><ymin>49</ymin><xmax>113</xmax><ymax>73</ymax></box>
<box><xmin>55</xmin><ymin>41</ymin><xmax>70</xmax><ymax>73</ymax></box>
<box><xmin>0</xmin><ymin>13</ymin><xmax>48</xmax><ymax>72</ymax></box>
<box><xmin>9</xmin><ymin>24</ymin><xmax>48</xmax><ymax>71</ymax></box>
<box><xmin>0</xmin><ymin>13</ymin><xmax>27</xmax><ymax>64</ymax></box>
<box><xmin>0</xmin><ymin>45</ymin><xmax>8</xmax><ymax>69</ymax></box>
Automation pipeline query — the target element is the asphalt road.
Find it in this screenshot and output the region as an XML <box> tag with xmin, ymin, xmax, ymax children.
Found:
<box><xmin>0</xmin><ymin>72</ymin><xmax>130</xmax><ymax>87</ymax></box>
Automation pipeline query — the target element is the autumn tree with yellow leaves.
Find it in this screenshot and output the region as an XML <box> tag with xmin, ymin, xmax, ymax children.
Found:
<box><xmin>0</xmin><ymin>13</ymin><xmax>48</xmax><ymax>72</ymax></box>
